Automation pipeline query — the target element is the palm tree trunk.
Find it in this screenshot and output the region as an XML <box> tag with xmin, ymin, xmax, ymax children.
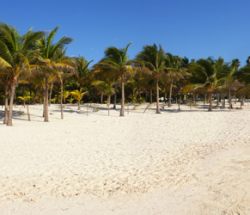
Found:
<box><xmin>27</xmin><ymin>104</ymin><xmax>31</xmax><ymax>121</ymax></box>
<box><xmin>78</xmin><ymin>101</ymin><xmax>81</xmax><ymax>111</ymax></box>
<box><xmin>43</xmin><ymin>94</ymin><xmax>45</xmax><ymax>117</ymax></box>
<box><xmin>49</xmin><ymin>82</ymin><xmax>54</xmax><ymax>106</ymax></box>
<box><xmin>113</xmin><ymin>92</ymin><xmax>117</xmax><ymax>110</ymax></box>
<box><xmin>60</xmin><ymin>79</ymin><xmax>64</xmax><ymax>119</ymax></box>
<box><xmin>150</xmin><ymin>89</ymin><xmax>153</xmax><ymax>104</ymax></box>
<box><xmin>208</xmin><ymin>92</ymin><xmax>212</xmax><ymax>111</ymax></box>
<box><xmin>100</xmin><ymin>93</ymin><xmax>103</xmax><ymax>104</ymax></box>
<box><xmin>3</xmin><ymin>87</ymin><xmax>9</xmax><ymax>124</ymax></box>
<box><xmin>107</xmin><ymin>95</ymin><xmax>111</xmax><ymax>116</ymax></box>
<box><xmin>168</xmin><ymin>81</ymin><xmax>173</xmax><ymax>107</ymax></box>
<box><xmin>86</xmin><ymin>103</ymin><xmax>89</xmax><ymax>116</ymax></box>
<box><xmin>222</xmin><ymin>95</ymin><xmax>226</xmax><ymax>109</ymax></box>
<box><xmin>120</xmin><ymin>80</ymin><xmax>125</xmax><ymax>116</ymax></box>
<box><xmin>156</xmin><ymin>80</ymin><xmax>160</xmax><ymax>114</ymax></box>
<box><xmin>178</xmin><ymin>95</ymin><xmax>181</xmax><ymax>111</ymax></box>
<box><xmin>240</xmin><ymin>96</ymin><xmax>244</xmax><ymax>109</ymax></box>
<box><xmin>7</xmin><ymin>81</ymin><xmax>17</xmax><ymax>126</ymax></box>
<box><xmin>162</xmin><ymin>91</ymin><xmax>166</xmax><ymax>110</ymax></box>
<box><xmin>228</xmin><ymin>88</ymin><xmax>232</xmax><ymax>109</ymax></box>
<box><xmin>183</xmin><ymin>94</ymin><xmax>187</xmax><ymax>104</ymax></box>
<box><xmin>216</xmin><ymin>93</ymin><xmax>220</xmax><ymax>107</ymax></box>
<box><xmin>44</xmin><ymin>78</ymin><xmax>49</xmax><ymax>122</ymax></box>
<box><xmin>193</xmin><ymin>93</ymin><xmax>196</xmax><ymax>105</ymax></box>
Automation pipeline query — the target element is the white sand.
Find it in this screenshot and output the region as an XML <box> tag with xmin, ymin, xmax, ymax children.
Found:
<box><xmin>0</xmin><ymin>103</ymin><xmax>250</xmax><ymax>214</ymax></box>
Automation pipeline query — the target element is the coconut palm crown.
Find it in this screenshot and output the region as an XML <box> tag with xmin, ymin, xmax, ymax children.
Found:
<box><xmin>0</xmin><ymin>23</ymin><xmax>43</xmax><ymax>125</ymax></box>
<box><xmin>34</xmin><ymin>27</ymin><xmax>72</xmax><ymax>122</ymax></box>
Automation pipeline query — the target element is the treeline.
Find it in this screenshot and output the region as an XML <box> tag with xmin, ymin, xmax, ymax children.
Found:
<box><xmin>0</xmin><ymin>23</ymin><xmax>250</xmax><ymax>126</ymax></box>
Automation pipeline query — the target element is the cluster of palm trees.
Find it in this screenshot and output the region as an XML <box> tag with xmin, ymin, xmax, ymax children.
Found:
<box><xmin>1</xmin><ymin>23</ymin><xmax>250</xmax><ymax>126</ymax></box>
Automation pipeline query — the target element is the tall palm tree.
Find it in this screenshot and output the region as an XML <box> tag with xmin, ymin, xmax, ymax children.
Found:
<box><xmin>92</xmin><ymin>57</ymin><xmax>119</xmax><ymax>108</ymax></box>
<box><xmin>35</xmin><ymin>27</ymin><xmax>72</xmax><ymax>122</ymax></box>
<box><xmin>95</xmin><ymin>43</ymin><xmax>131</xmax><ymax>116</ymax></box>
<box><xmin>0</xmin><ymin>23</ymin><xmax>43</xmax><ymax>126</ymax></box>
<box><xmin>53</xmin><ymin>49</ymin><xmax>74</xmax><ymax>119</ymax></box>
<box><xmin>136</xmin><ymin>44</ymin><xmax>167</xmax><ymax>114</ymax></box>
<box><xmin>237</xmin><ymin>62</ymin><xmax>250</xmax><ymax>102</ymax></box>
<box><xmin>188</xmin><ymin>58</ymin><xmax>225</xmax><ymax>111</ymax></box>
<box><xmin>222</xmin><ymin>59</ymin><xmax>240</xmax><ymax>109</ymax></box>
<box><xmin>0</xmin><ymin>62</ymin><xmax>11</xmax><ymax>124</ymax></box>
<box><xmin>165</xmin><ymin>54</ymin><xmax>188</xmax><ymax>107</ymax></box>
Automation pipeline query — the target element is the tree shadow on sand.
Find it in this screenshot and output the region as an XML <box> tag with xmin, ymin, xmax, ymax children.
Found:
<box><xmin>0</xmin><ymin>110</ymin><xmax>25</xmax><ymax>120</ymax></box>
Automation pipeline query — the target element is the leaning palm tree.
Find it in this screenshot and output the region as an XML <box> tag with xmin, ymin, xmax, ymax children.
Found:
<box><xmin>34</xmin><ymin>27</ymin><xmax>72</xmax><ymax>122</ymax></box>
<box><xmin>94</xmin><ymin>44</ymin><xmax>131</xmax><ymax>116</ymax></box>
<box><xmin>0</xmin><ymin>23</ymin><xmax>43</xmax><ymax>126</ymax></box>
<box><xmin>136</xmin><ymin>44</ymin><xmax>167</xmax><ymax>114</ymax></box>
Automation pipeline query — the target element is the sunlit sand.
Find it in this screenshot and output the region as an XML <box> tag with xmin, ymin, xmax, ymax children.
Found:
<box><xmin>0</xmin><ymin>103</ymin><xmax>250</xmax><ymax>214</ymax></box>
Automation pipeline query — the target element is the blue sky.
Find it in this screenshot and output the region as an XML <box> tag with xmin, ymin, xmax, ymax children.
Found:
<box><xmin>1</xmin><ymin>0</ymin><xmax>250</xmax><ymax>64</ymax></box>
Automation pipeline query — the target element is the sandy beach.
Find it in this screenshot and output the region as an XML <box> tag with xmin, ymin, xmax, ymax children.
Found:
<box><xmin>0</xmin><ymin>103</ymin><xmax>250</xmax><ymax>214</ymax></box>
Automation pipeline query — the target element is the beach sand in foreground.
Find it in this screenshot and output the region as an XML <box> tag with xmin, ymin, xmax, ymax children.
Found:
<box><xmin>0</xmin><ymin>104</ymin><xmax>249</xmax><ymax>214</ymax></box>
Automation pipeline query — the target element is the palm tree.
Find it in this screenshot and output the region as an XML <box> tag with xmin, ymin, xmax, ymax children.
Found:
<box><xmin>0</xmin><ymin>64</ymin><xmax>11</xmax><ymax>124</ymax></box>
<box><xmin>0</xmin><ymin>23</ymin><xmax>43</xmax><ymax>126</ymax></box>
<box><xmin>188</xmin><ymin>58</ymin><xmax>225</xmax><ymax>111</ymax></box>
<box><xmin>165</xmin><ymin>54</ymin><xmax>188</xmax><ymax>107</ymax></box>
<box><xmin>35</xmin><ymin>27</ymin><xmax>72</xmax><ymax>122</ymax></box>
<box><xmin>92</xmin><ymin>80</ymin><xmax>115</xmax><ymax>115</ymax></box>
<box><xmin>92</xmin><ymin>59</ymin><xmax>118</xmax><ymax>109</ymax></box>
<box><xmin>73</xmin><ymin>57</ymin><xmax>92</xmax><ymax>89</ymax></box>
<box><xmin>237</xmin><ymin>62</ymin><xmax>250</xmax><ymax>104</ymax></box>
<box><xmin>246</xmin><ymin>56</ymin><xmax>250</xmax><ymax>66</ymax></box>
<box><xmin>18</xmin><ymin>92</ymin><xmax>32</xmax><ymax>121</ymax></box>
<box><xmin>94</xmin><ymin>44</ymin><xmax>131</xmax><ymax>116</ymax></box>
<box><xmin>61</xmin><ymin>90</ymin><xmax>70</xmax><ymax>103</ymax></box>
<box><xmin>54</xmin><ymin>50</ymin><xmax>74</xmax><ymax>119</ymax></box>
<box><xmin>238</xmin><ymin>63</ymin><xmax>250</xmax><ymax>84</ymax></box>
<box><xmin>126</xmin><ymin>64</ymin><xmax>151</xmax><ymax>104</ymax></box>
<box><xmin>70</xmin><ymin>89</ymin><xmax>87</xmax><ymax>110</ymax></box>
<box><xmin>136</xmin><ymin>44</ymin><xmax>167</xmax><ymax>114</ymax></box>
<box><xmin>222</xmin><ymin>59</ymin><xmax>240</xmax><ymax>109</ymax></box>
